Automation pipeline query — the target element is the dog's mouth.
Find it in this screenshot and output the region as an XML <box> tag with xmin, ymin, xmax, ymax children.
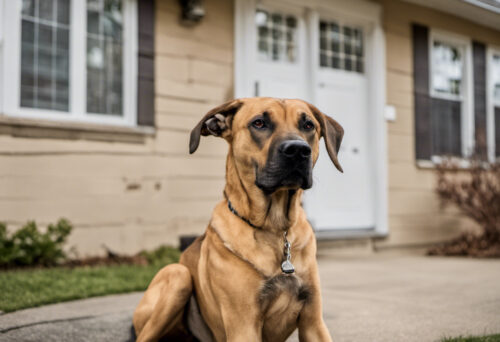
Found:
<box><xmin>255</xmin><ymin>161</ymin><xmax>313</xmax><ymax>195</ymax></box>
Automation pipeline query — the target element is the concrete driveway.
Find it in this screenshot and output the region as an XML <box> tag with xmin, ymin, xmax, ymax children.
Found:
<box><xmin>1</xmin><ymin>254</ymin><xmax>499</xmax><ymax>342</ymax></box>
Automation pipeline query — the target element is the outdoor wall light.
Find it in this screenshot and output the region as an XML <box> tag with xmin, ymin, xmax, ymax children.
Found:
<box><xmin>179</xmin><ymin>0</ymin><xmax>205</xmax><ymax>26</ymax></box>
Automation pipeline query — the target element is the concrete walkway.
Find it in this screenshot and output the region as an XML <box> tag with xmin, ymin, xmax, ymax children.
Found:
<box><xmin>1</xmin><ymin>255</ymin><xmax>499</xmax><ymax>342</ymax></box>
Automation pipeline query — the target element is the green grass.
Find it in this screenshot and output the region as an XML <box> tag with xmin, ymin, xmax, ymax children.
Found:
<box><xmin>441</xmin><ymin>334</ymin><xmax>500</xmax><ymax>342</ymax></box>
<box><xmin>0</xmin><ymin>246</ymin><xmax>180</xmax><ymax>313</ymax></box>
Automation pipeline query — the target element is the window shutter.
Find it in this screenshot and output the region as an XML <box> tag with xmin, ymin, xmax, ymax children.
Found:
<box><xmin>472</xmin><ymin>41</ymin><xmax>487</xmax><ymax>158</ymax></box>
<box><xmin>412</xmin><ymin>23</ymin><xmax>432</xmax><ymax>160</ymax></box>
<box><xmin>137</xmin><ymin>0</ymin><xmax>155</xmax><ymax>127</ymax></box>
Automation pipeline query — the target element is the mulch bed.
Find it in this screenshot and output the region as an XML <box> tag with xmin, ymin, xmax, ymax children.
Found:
<box><xmin>62</xmin><ymin>253</ymin><xmax>149</xmax><ymax>267</ymax></box>
<box><xmin>428</xmin><ymin>232</ymin><xmax>500</xmax><ymax>258</ymax></box>
<box><xmin>0</xmin><ymin>251</ymin><xmax>149</xmax><ymax>271</ymax></box>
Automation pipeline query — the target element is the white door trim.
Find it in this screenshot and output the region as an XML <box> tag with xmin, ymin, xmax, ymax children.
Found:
<box><xmin>233</xmin><ymin>0</ymin><xmax>388</xmax><ymax>238</ymax></box>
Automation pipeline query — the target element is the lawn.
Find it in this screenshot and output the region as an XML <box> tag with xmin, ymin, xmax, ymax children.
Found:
<box><xmin>442</xmin><ymin>335</ymin><xmax>500</xmax><ymax>342</ymax></box>
<box><xmin>0</xmin><ymin>246</ymin><xmax>180</xmax><ymax>313</ymax></box>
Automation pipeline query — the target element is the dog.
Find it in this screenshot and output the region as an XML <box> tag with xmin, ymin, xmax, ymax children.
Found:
<box><xmin>133</xmin><ymin>97</ymin><xmax>343</xmax><ymax>342</ymax></box>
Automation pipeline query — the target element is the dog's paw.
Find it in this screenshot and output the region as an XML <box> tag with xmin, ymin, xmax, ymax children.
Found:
<box><xmin>205</xmin><ymin>113</ymin><xmax>228</xmax><ymax>136</ymax></box>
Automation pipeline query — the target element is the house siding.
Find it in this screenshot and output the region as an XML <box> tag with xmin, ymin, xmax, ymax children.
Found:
<box><xmin>374</xmin><ymin>0</ymin><xmax>500</xmax><ymax>247</ymax></box>
<box><xmin>0</xmin><ymin>0</ymin><xmax>234</xmax><ymax>256</ymax></box>
<box><xmin>1</xmin><ymin>0</ymin><xmax>499</xmax><ymax>255</ymax></box>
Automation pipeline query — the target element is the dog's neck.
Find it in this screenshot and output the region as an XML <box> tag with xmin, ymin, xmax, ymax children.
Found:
<box><xmin>223</xmin><ymin>151</ymin><xmax>303</xmax><ymax>233</ymax></box>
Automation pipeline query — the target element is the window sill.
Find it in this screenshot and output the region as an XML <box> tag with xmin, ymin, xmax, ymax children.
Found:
<box><xmin>0</xmin><ymin>115</ymin><xmax>155</xmax><ymax>143</ymax></box>
<box><xmin>416</xmin><ymin>159</ymin><xmax>437</xmax><ymax>169</ymax></box>
<box><xmin>416</xmin><ymin>158</ymin><xmax>498</xmax><ymax>170</ymax></box>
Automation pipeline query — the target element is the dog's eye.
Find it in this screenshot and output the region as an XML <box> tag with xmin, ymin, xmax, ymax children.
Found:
<box><xmin>252</xmin><ymin>119</ymin><xmax>266</xmax><ymax>129</ymax></box>
<box><xmin>303</xmin><ymin>120</ymin><xmax>315</xmax><ymax>131</ymax></box>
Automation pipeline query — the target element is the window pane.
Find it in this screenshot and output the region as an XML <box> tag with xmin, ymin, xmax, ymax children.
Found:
<box><xmin>319</xmin><ymin>20</ymin><xmax>364</xmax><ymax>73</ymax></box>
<box><xmin>492</xmin><ymin>54</ymin><xmax>500</xmax><ymax>104</ymax></box>
<box><xmin>495</xmin><ymin>107</ymin><xmax>500</xmax><ymax>157</ymax></box>
<box><xmin>431</xmin><ymin>97</ymin><xmax>462</xmax><ymax>156</ymax></box>
<box><xmin>20</xmin><ymin>0</ymin><xmax>70</xmax><ymax>111</ymax></box>
<box><xmin>38</xmin><ymin>0</ymin><xmax>55</xmax><ymax>22</ymax></box>
<box><xmin>493</xmin><ymin>55</ymin><xmax>500</xmax><ymax>157</ymax></box>
<box><xmin>432</xmin><ymin>41</ymin><xmax>463</xmax><ymax>97</ymax></box>
<box><xmin>86</xmin><ymin>0</ymin><xmax>123</xmax><ymax>116</ymax></box>
<box><xmin>22</xmin><ymin>0</ymin><xmax>35</xmax><ymax>16</ymax></box>
<box><xmin>255</xmin><ymin>9</ymin><xmax>297</xmax><ymax>63</ymax></box>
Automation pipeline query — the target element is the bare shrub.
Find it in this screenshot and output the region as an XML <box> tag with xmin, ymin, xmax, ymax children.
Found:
<box><xmin>428</xmin><ymin>160</ymin><xmax>500</xmax><ymax>257</ymax></box>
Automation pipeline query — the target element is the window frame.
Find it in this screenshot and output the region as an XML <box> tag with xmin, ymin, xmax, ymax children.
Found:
<box><xmin>0</xmin><ymin>0</ymin><xmax>138</xmax><ymax>127</ymax></box>
<box><xmin>487</xmin><ymin>46</ymin><xmax>500</xmax><ymax>162</ymax></box>
<box><xmin>428</xmin><ymin>29</ymin><xmax>474</xmax><ymax>159</ymax></box>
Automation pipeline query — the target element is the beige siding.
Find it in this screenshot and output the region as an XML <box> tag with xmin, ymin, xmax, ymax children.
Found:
<box><xmin>374</xmin><ymin>0</ymin><xmax>500</xmax><ymax>248</ymax></box>
<box><xmin>1</xmin><ymin>0</ymin><xmax>498</xmax><ymax>255</ymax></box>
<box><xmin>0</xmin><ymin>0</ymin><xmax>233</xmax><ymax>256</ymax></box>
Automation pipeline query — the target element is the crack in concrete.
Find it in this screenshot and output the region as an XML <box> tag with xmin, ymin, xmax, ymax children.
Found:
<box><xmin>0</xmin><ymin>314</ymin><xmax>99</xmax><ymax>334</ymax></box>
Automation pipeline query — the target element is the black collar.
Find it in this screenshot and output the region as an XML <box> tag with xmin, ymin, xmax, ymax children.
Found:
<box><xmin>227</xmin><ymin>199</ymin><xmax>262</xmax><ymax>230</ymax></box>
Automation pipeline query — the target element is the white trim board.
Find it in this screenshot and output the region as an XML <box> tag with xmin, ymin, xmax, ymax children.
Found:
<box><xmin>233</xmin><ymin>0</ymin><xmax>388</xmax><ymax>238</ymax></box>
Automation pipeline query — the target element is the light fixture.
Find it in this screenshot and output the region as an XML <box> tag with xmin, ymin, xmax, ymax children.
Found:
<box><xmin>179</xmin><ymin>0</ymin><xmax>205</xmax><ymax>26</ymax></box>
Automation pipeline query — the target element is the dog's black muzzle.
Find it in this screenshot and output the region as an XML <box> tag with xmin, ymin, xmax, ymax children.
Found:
<box><xmin>255</xmin><ymin>138</ymin><xmax>313</xmax><ymax>194</ymax></box>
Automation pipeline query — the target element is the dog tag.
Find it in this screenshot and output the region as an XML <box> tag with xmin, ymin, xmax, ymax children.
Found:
<box><xmin>281</xmin><ymin>260</ymin><xmax>295</xmax><ymax>274</ymax></box>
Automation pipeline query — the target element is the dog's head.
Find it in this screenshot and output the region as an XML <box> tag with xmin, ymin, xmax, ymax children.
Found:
<box><xmin>189</xmin><ymin>98</ymin><xmax>343</xmax><ymax>195</ymax></box>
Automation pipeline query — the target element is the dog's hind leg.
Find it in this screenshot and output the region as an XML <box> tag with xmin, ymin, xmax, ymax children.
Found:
<box><xmin>133</xmin><ymin>263</ymin><xmax>193</xmax><ymax>342</ymax></box>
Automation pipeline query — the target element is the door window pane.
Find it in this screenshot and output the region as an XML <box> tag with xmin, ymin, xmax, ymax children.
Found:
<box><xmin>256</xmin><ymin>9</ymin><xmax>297</xmax><ymax>63</ymax></box>
<box><xmin>431</xmin><ymin>41</ymin><xmax>463</xmax><ymax>97</ymax></box>
<box><xmin>319</xmin><ymin>20</ymin><xmax>363</xmax><ymax>73</ymax></box>
<box><xmin>20</xmin><ymin>0</ymin><xmax>71</xmax><ymax>111</ymax></box>
<box><xmin>86</xmin><ymin>0</ymin><xmax>123</xmax><ymax>116</ymax></box>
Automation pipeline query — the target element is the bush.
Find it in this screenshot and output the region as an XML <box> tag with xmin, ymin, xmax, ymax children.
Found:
<box><xmin>428</xmin><ymin>160</ymin><xmax>500</xmax><ymax>257</ymax></box>
<box><xmin>0</xmin><ymin>219</ymin><xmax>73</xmax><ymax>267</ymax></box>
<box><xmin>139</xmin><ymin>245</ymin><xmax>181</xmax><ymax>266</ymax></box>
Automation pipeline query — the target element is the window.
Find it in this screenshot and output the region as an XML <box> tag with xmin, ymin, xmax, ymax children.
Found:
<box><xmin>87</xmin><ymin>0</ymin><xmax>123</xmax><ymax>115</ymax></box>
<box><xmin>489</xmin><ymin>51</ymin><xmax>500</xmax><ymax>159</ymax></box>
<box><xmin>1</xmin><ymin>0</ymin><xmax>137</xmax><ymax>126</ymax></box>
<box><xmin>255</xmin><ymin>9</ymin><xmax>297</xmax><ymax>63</ymax></box>
<box><xmin>319</xmin><ymin>20</ymin><xmax>363</xmax><ymax>73</ymax></box>
<box><xmin>492</xmin><ymin>54</ymin><xmax>500</xmax><ymax>104</ymax></box>
<box><xmin>429</xmin><ymin>32</ymin><xmax>472</xmax><ymax>159</ymax></box>
<box><xmin>20</xmin><ymin>0</ymin><xmax>71</xmax><ymax>111</ymax></box>
<box><xmin>431</xmin><ymin>41</ymin><xmax>463</xmax><ymax>98</ymax></box>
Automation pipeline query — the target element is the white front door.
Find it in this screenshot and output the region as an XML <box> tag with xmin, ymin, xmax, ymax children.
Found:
<box><xmin>304</xmin><ymin>19</ymin><xmax>375</xmax><ymax>230</ymax></box>
<box><xmin>239</xmin><ymin>1</ymin><xmax>380</xmax><ymax>233</ymax></box>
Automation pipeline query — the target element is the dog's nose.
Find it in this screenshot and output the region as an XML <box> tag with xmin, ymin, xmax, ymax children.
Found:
<box><xmin>279</xmin><ymin>140</ymin><xmax>311</xmax><ymax>160</ymax></box>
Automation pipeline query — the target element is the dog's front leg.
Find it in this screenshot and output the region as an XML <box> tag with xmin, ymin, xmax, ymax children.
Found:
<box><xmin>220</xmin><ymin>306</ymin><xmax>262</xmax><ymax>342</ymax></box>
<box><xmin>297</xmin><ymin>290</ymin><xmax>332</xmax><ymax>341</ymax></box>
<box><xmin>297</xmin><ymin>264</ymin><xmax>332</xmax><ymax>342</ymax></box>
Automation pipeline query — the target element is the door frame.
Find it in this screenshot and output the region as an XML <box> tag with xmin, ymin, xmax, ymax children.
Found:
<box><xmin>234</xmin><ymin>0</ymin><xmax>388</xmax><ymax>239</ymax></box>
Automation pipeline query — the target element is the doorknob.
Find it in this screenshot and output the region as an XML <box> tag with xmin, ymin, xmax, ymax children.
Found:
<box><xmin>254</xmin><ymin>81</ymin><xmax>260</xmax><ymax>97</ymax></box>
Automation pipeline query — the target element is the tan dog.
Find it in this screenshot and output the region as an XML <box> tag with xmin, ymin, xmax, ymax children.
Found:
<box><xmin>133</xmin><ymin>97</ymin><xmax>343</xmax><ymax>342</ymax></box>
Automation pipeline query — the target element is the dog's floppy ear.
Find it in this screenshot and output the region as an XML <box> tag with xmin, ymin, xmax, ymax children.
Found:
<box><xmin>189</xmin><ymin>99</ymin><xmax>243</xmax><ymax>154</ymax></box>
<box><xmin>307</xmin><ymin>103</ymin><xmax>344</xmax><ymax>173</ymax></box>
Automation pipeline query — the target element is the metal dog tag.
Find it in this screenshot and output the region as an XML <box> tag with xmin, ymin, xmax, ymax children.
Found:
<box><xmin>281</xmin><ymin>259</ymin><xmax>295</xmax><ymax>274</ymax></box>
<box><xmin>281</xmin><ymin>237</ymin><xmax>295</xmax><ymax>274</ymax></box>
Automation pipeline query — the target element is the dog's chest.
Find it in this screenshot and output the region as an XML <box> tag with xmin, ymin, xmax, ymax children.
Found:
<box><xmin>257</xmin><ymin>274</ymin><xmax>310</xmax><ymax>340</ymax></box>
<box><xmin>259</xmin><ymin>274</ymin><xmax>309</xmax><ymax>337</ymax></box>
